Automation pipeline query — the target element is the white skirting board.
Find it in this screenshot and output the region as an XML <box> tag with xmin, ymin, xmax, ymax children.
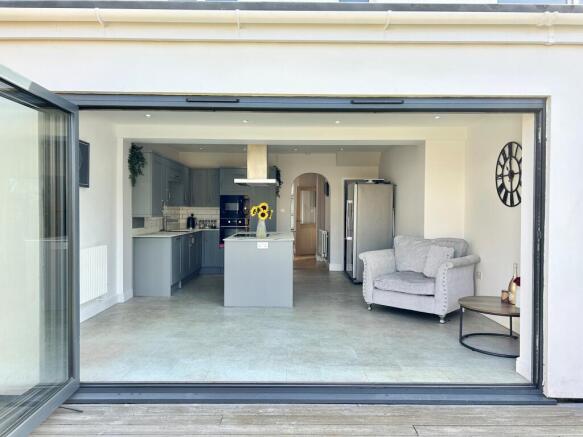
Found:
<box><xmin>80</xmin><ymin>293</ymin><xmax>118</xmax><ymax>323</ymax></box>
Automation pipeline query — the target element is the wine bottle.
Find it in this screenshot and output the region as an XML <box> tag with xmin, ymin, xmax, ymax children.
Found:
<box><xmin>508</xmin><ymin>263</ymin><xmax>518</xmax><ymax>305</ymax></box>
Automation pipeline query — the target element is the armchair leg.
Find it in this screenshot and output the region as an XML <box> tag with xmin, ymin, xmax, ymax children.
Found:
<box><xmin>367</xmin><ymin>304</ymin><xmax>373</xmax><ymax>311</ymax></box>
<box><xmin>439</xmin><ymin>316</ymin><xmax>446</xmax><ymax>324</ymax></box>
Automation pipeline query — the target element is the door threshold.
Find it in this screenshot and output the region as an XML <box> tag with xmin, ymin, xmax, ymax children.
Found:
<box><xmin>70</xmin><ymin>383</ymin><xmax>554</xmax><ymax>405</ymax></box>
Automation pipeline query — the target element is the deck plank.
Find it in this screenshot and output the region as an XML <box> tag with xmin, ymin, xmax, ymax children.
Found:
<box><xmin>33</xmin><ymin>403</ymin><xmax>583</xmax><ymax>436</ymax></box>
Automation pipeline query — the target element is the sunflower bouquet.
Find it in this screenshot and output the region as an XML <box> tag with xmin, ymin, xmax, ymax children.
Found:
<box><xmin>250</xmin><ymin>202</ymin><xmax>273</xmax><ymax>238</ymax></box>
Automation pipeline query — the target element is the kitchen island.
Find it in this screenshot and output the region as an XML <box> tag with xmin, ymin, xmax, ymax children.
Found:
<box><xmin>224</xmin><ymin>232</ymin><xmax>294</xmax><ymax>308</ymax></box>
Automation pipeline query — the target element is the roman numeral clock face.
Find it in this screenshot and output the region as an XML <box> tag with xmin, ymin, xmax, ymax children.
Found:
<box><xmin>496</xmin><ymin>141</ymin><xmax>522</xmax><ymax>207</ymax></box>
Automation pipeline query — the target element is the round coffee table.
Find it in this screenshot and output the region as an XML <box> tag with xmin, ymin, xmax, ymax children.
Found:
<box><xmin>458</xmin><ymin>296</ymin><xmax>520</xmax><ymax>358</ymax></box>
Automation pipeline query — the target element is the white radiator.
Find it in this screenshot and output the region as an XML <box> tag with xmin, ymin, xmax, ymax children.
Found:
<box><xmin>80</xmin><ymin>245</ymin><xmax>108</xmax><ymax>304</ymax></box>
<box><xmin>318</xmin><ymin>229</ymin><xmax>329</xmax><ymax>260</ymax></box>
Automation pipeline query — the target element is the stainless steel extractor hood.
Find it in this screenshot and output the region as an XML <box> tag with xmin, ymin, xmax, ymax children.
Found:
<box><xmin>234</xmin><ymin>144</ymin><xmax>277</xmax><ymax>187</ymax></box>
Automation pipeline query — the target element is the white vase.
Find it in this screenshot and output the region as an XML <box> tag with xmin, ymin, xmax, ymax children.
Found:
<box><xmin>256</xmin><ymin>219</ymin><xmax>267</xmax><ymax>238</ymax></box>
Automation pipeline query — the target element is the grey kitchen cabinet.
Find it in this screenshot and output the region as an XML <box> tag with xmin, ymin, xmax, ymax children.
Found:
<box><xmin>167</xmin><ymin>162</ymin><xmax>184</xmax><ymax>207</ymax></box>
<box><xmin>132</xmin><ymin>152</ymin><xmax>167</xmax><ymax>217</ymax></box>
<box><xmin>134</xmin><ymin>231</ymin><xmax>204</xmax><ymax>297</ymax></box>
<box><xmin>171</xmin><ymin>236</ymin><xmax>182</xmax><ymax>284</ymax></box>
<box><xmin>205</xmin><ymin>169</ymin><xmax>220</xmax><ymax>206</ymax></box>
<box><xmin>188</xmin><ymin>234</ymin><xmax>197</xmax><ymax>274</ymax></box>
<box><xmin>190</xmin><ymin>168</ymin><xmax>220</xmax><ymax>207</ymax></box>
<box><xmin>133</xmin><ymin>152</ymin><xmax>196</xmax><ymax>216</ymax></box>
<box><xmin>219</xmin><ymin>168</ymin><xmax>247</xmax><ymax>195</ymax></box>
<box><xmin>194</xmin><ymin>233</ymin><xmax>203</xmax><ymax>272</ymax></box>
<box><xmin>201</xmin><ymin>230</ymin><xmax>223</xmax><ymax>273</ymax></box>
<box><xmin>190</xmin><ymin>169</ymin><xmax>204</xmax><ymax>207</ymax></box>
<box><xmin>187</xmin><ymin>232</ymin><xmax>202</xmax><ymax>275</ymax></box>
<box><xmin>181</xmin><ymin>235</ymin><xmax>190</xmax><ymax>277</ymax></box>
<box><xmin>182</xmin><ymin>166</ymin><xmax>191</xmax><ymax>206</ymax></box>
<box><xmin>134</xmin><ymin>236</ymin><xmax>174</xmax><ymax>297</ymax></box>
<box><xmin>153</xmin><ymin>154</ymin><xmax>166</xmax><ymax>216</ymax></box>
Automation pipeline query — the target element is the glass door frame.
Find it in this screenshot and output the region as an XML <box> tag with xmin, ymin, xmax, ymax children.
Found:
<box><xmin>0</xmin><ymin>65</ymin><xmax>79</xmax><ymax>436</ymax></box>
<box><xmin>66</xmin><ymin>94</ymin><xmax>548</xmax><ymax>405</ymax></box>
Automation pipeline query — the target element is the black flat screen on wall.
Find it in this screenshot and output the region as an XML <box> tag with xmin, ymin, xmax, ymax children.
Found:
<box><xmin>79</xmin><ymin>140</ymin><xmax>90</xmax><ymax>188</ymax></box>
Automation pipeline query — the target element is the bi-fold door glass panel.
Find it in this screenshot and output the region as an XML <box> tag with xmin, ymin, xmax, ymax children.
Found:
<box><xmin>0</xmin><ymin>76</ymin><xmax>77</xmax><ymax>436</ymax></box>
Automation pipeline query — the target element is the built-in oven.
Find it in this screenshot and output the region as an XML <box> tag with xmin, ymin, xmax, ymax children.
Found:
<box><xmin>220</xmin><ymin>195</ymin><xmax>250</xmax><ymax>219</ymax></box>
<box><xmin>219</xmin><ymin>217</ymin><xmax>249</xmax><ymax>246</ymax></box>
<box><xmin>220</xmin><ymin>195</ymin><xmax>250</xmax><ymax>245</ymax></box>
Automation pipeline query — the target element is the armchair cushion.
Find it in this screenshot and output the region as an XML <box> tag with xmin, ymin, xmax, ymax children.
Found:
<box><xmin>394</xmin><ymin>236</ymin><xmax>432</xmax><ymax>273</ymax></box>
<box><xmin>374</xmin><ymin>271</ymin><xmax>435</xmax><ymax>296</ymax></box>
<box><xmin>431</xmin><ymin>238</ymin><xmax>468</xmax><ymax>258</ymax></box>
<box><xmin>423</xmin><ymin>245</ymin><xmax>454</xmax><ymax>278</ymax></box>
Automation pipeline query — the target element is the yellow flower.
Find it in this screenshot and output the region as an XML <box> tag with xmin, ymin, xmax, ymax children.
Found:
<box><xmin>258</xmin><ymin>210</ymin><xmax>268</xmax><ymax>220</ymax></box>
<box><xmin>259</xmin><ymin>202</ymin><xmax>269</xmax><ymax>211</ymax></box>
<box><xmin>250</xmin><ymin>206</ymin><xmax>258</xmax><ymax>216</ymax></box>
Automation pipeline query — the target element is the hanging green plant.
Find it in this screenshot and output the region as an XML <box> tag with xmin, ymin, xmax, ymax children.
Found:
<box><xmin>274</xmin><ymin>166</ymin><xmax>283</xmax><ymax>198</ymax></box>
<box><xmin>128</xmin><ymin>144</ymin><xmax>146</xmax><ymax>186</ymax></box>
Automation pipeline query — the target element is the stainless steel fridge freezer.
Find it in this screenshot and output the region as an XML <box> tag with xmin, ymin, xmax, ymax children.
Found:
<box><xmin>344</xmin><ymin>181</ymin><xmax>394</xmax><ymax>283</ymax></box>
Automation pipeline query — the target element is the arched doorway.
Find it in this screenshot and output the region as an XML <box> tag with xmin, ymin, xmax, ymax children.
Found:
<box><xmin>291</xmin><ymin>173</ymin><xmax>329</xmax><ymax>269</ymax></box>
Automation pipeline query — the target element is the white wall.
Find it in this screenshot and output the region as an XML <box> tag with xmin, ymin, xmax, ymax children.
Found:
<box><xmin>424</xmin><ymin>139</ymin><xmax>466</xmax><ymax>239</ymax></box>
<box><xmin>5</xmin><ymin>19</ymin><xmax>583</xmax><ymax>395</ymax></box>
<box><xmin>272</xmin><ymin>153</ymin><xmax>378</xmax><ymax>270</ymax></box>
<box><xmin>378</xmin><ymin>145</ymin><xmax>425</xmax><ymax>237</ymax></box>
<box><xmin>464</xmin><ymin>117</ymin><xmax>524</xmax><ymax>332</ymax></box>
<box><xmin>78</xmin><ymin>117</ymin><xmax>121</xmax><ymax>321</ymax></box>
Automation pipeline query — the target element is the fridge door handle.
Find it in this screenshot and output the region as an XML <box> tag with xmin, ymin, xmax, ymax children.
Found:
<box><xmin>346</xmin><ymin>200</ymin><xmax>353</xmax><ymax>239</ymax></box>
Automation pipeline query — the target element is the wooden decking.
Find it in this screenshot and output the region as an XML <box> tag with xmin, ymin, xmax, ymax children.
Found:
<box><xmin>33</xmin><ymin>403</ymin><xmax>583</xmax><ymax>436</ymax></box>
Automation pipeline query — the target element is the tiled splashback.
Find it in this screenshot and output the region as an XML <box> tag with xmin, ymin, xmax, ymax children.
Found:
<box><xmin>164</xmin><ymin>206</ymin><xmax>220</xmax><ymax>229</ymax></box>
<box><xmin>132</xmin><ymin>217</ymin><xmax>164</xmax><ymax>236</ymax></box>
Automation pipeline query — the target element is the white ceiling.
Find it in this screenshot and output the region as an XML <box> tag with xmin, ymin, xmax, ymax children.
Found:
<box><xmin>91</xmin><ymin>110</ymin><xmax>516</xmax><ymax>129</ymax></box>
<box><xmin>106</xmin><ymin>110</ymin><xmax>519</xmax><ymax>154</ymax></box>
<box><xmin>85</xmin><ymin>109</ymin><xmax>523</xmax><ymax>158</ymax></box>
<box><xmin>136</xmin><ymin>140</ymin><xmax>424</xmax><ymax>154</ymax></box>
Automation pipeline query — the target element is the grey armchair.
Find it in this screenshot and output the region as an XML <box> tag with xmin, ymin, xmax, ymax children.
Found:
<box><xmin>359</xmin><ymin>235</ymin><xmax>480</xmax><ymax>323</ymax></box>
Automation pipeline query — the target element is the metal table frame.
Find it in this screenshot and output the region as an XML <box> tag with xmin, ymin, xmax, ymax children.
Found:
<box><xmin>459</xmin><ymin>306</ymin><xmax>520</xmax><ymax>359</ymax></box>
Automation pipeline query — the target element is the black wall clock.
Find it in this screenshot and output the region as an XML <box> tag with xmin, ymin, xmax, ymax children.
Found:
<box><xmin>495</xmin><ymin>141</ymin><xmax>522</xmax><ymax>207</ymax></box>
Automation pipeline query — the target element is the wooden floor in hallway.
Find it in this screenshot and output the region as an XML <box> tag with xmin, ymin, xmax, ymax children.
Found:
<box><xmin>33</xmin><ymin>403</ymin><xmax>583</xmax><ymax>436</ymax></box>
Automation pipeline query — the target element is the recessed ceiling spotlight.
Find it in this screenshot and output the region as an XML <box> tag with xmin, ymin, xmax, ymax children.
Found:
<box><xmin>340</xmin><ymin>147</ymin><xmax>344</xmax><ymax>151</ymax></box>
<box><xmin>199</xmin><ymin>147</ymin><xmax>205</xmax><ymax>151</ymax></box>
<box><xmin>335</xmin><ymin>120</ymin><xmax>341</xmax><ymax>124</ymax></box>
<box><xmin>434</xmin><ymin>115</ymin><xmax>441</xmax><ymax>120</ymax></box>
<box><xmin>242</xmin><ymin>119</ymin><xmax>249</xmax><ymax>124</ymax></box>
<box><xmin>293</xmin><ymin>148</ymin><xmax>299</xmax><ymax>152</ymax></box>
<box><xmin>145</xmin><ymin>114</ymin><xmax>151</xmax><ymax>118</ymax></box>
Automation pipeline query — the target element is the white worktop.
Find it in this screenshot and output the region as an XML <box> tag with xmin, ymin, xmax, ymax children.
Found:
<box><xmin>133</xmin><ymin>228</ymin><xmax>218</xmax><ymax>238</ymax></box>
<box><xmin>224</xmin><ymin>232</ymin><xmax>294</xmax><ymax>242</ymax></box>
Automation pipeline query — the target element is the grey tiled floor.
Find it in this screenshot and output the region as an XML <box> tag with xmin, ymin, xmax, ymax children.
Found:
<box><xmin>81</xmin><ymin>266</ymin><xmax>527</xmax><ymax>384</ymax></box>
